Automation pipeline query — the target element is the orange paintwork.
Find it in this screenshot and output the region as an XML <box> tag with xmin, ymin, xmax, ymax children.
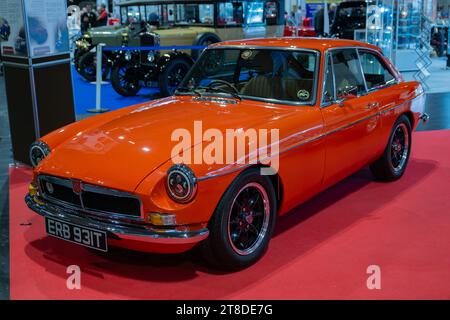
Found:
<box><xmin>32</xmin><ymin>38</ymin><xmax>424</xmax><ymax>252</ymax></box>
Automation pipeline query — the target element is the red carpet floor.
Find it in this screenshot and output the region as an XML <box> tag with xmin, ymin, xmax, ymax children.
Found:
<box><xmin>8</xmin><ymin>130</ymin><xmax>450</xmax><ymax>299</ymax></box>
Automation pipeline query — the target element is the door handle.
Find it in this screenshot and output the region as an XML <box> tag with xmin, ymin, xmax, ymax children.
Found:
<box><xmin>366</xmin><ymin>102</ymin><xmax>379</xmax><ymax>109</ymax></box>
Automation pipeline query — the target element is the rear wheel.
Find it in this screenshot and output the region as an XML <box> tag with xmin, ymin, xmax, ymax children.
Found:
<box><xmin>158</xmin><ymin>58</ymin><xmax>192</xmax><ymax>97</ymax></box>
<box><xmin>370</xmin><ymin>114</ymin><xmax>412</xmax><ymax>181</ymax></box>
<box><xmin>200</xmin><ymin>169</ymin><xmax>277</xmax><ymax>270</ymax></box>
<box><xmin>111</xmin><ymin>62</ymin><xmax>141</xmax><ymax>96</ymax></box>
<box><xmin>191</xmin><ymin>34</ymin><xmax>221</xmax><ymax>60</ymax></box>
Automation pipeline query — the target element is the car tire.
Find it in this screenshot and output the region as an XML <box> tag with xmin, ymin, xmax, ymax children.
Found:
<box><xmin>191</xmin><ymin>33</ymin><xmax>221</xmax><ymax>60</ymax></box>
<box><xmin>370</xmin><ymin>114</ymin><xmax>412</xmax><ymax>181</ymax></box>
<box><xmin>78</xmin><ymin>51</ymin><xmax>109</xmax><ymax>82</ymax></box>
<box><xmin>199</xmin><ymin>168</ymin><xmax>277</xmax><ymax>271</ymax></box>
<box><xmin>158</xmin><ymin>58</ymin><xmax>192</xmax><ymax>97</ymax></box>
<box><xmin>111</xmin><ymin>62</ymin><xmax>141</xmax><ymax>97</ymax></box>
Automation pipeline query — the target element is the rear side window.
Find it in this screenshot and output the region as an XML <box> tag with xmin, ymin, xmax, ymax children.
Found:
<box><xmin>359</xmin><ymin>51</ymin><xmax>396</xmax><ymax>90</ymax></box>
<box><xmin>331</xmin><ymin>49</ymin><xmax>366</xmax><ymax>98</ymax></box>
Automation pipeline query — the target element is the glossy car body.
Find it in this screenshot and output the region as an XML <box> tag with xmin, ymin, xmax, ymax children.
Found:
<box><xmin>26</xmin><ymin>37</ymin><xmax>426</xmax><ymax>259</ymax></box>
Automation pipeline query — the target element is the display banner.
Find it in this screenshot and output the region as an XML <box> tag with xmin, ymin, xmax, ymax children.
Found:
<box><xmin>0</xmin><ymin>0</ymin><xmax>26</xmax><ymax>57</ymax></box>
<box><xmin>23</xmin><ymin>0</ymin><xmax>69</xmax><ymax>57</ymax></box>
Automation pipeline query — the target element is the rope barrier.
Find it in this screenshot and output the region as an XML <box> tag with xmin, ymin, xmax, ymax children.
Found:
<box><xmin>102</xmin><ymin>45</ymin><xmax>208</xmax><ymax>51</ymax></box>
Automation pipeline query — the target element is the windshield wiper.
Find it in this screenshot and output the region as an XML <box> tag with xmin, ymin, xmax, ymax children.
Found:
<box><xmin>197</xmin><ymin>86</ymin><xmax>242</xmax><ymax>101</ymax></box>
<box><xmin>175</xmin><ymin>86</ymin><xmax>201</xmax><ymax>97</ymax></box>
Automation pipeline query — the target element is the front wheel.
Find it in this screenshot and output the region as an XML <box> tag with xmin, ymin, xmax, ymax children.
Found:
<box><xmin>158</xmin><ymin>58</ymin><xmax>192</xmax><ymax>97</ymax></box>
<box><xmin>370</xmin><ymin>114</ymin><xmax>412</xmax><ymax>181</ymax></box>
<box><xmin>111</xmin><ymin>62</ymin><xmax>141</xmax><ymax>97</ymax></box>
<box><xmin>200</xmin><ymin>169</ymin><xmax>277</xmax><ymax>270</ymax></box>
<box><xmin>78</xmin><ymin>51</ymin><xmax>109</xmax><ymax>82</ymax></box>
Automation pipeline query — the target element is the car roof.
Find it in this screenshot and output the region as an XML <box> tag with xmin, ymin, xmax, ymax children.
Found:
<box><xmin>211</xmin><ymin>37</ymin><xmax>382</xmax><ymax>53</ymax></box>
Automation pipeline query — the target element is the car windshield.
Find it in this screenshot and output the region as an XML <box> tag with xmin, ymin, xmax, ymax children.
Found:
<box><xmin>178</xmin><ymin>48</ymin><xmax>318</xmax><ymax>104</ymax></box>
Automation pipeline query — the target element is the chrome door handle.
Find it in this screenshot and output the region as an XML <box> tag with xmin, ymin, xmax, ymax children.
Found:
<box><xmin>366</xmin><ymin>102</ymin><xmax>379</xmax><ymax>109</ymax></box>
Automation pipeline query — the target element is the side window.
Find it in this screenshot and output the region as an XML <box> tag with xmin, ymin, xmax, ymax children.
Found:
<box><xmin>322</xmin><ymin>54</ymin><xmax>334</xmax><ymax>103</ymax></box>
<box><xmin>331</xmin><ymin>49</ymin><xmax>366</xmax><ymax>98</ymax></box>
<box><xmin>359</xmin><ymin>51</ymin><xmax>395</xmax><ymax>90</ymax></box>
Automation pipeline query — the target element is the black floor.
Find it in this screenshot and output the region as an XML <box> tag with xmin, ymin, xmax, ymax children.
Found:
<box><xmin>0</xmin><ymin>86</ymin><xmax>448</xmax><ymax>300</ymax></box>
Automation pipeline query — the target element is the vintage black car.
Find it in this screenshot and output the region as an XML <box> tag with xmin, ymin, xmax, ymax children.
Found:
<box><xmin>110</xmin><ymin>23</ymin><xmax>194</xmax><ymax>97</ymax></box>
<box><xmin>331</xmin><ymin>1</ymin><xmax>367</xmax><ymax>40</ymax></box>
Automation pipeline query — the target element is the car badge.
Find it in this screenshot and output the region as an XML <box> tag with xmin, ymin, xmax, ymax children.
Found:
<box><xmin>297</xmin><ymin>89</ymin><xmax>310</xmax><ymax>101</ymax></box>
<box><xmin>45</xmin><ymin>182</ymin><xmax>54</xmax><ymax>194</ymax></box>
<box><xmin>241</xmin><ymin>50</ymin><xmax>253</xmax><ymax>60</ymax></box>
<box><xmin>72</xmin><ymin>180</ymin><xmax>83</xmax><ymax>195</ymax></box>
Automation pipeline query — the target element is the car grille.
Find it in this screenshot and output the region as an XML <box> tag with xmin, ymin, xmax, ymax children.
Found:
<box><xmin>139</xmin><ymin>32</ymin><xmax>159</xmax><ymax>64</ymax></box>
<box><xmin>38</xmin><ymin>175</ymin><xmax>142</xmax><ymax>217</ymax></box>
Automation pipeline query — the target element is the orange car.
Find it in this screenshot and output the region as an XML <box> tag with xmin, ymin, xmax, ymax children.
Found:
<box><xmin>26</xmin><ymin>38</ymin><xmax>428</xmax><ymax>270</ymax></box>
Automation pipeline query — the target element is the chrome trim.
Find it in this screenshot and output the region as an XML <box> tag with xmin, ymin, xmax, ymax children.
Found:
<box><xmin>198</xmin><ymin>98</ymin><xmax>415</xmax><ymax>181</ymax></box>
<box><xmin>166</xmin><ymin>164</ymin><xmax>198</xmax><ymax>203</ymax></box>
<box><xmin>29</xmin><ymin>141</ymin><xmax>51</xmax><ymax>168</ymax></box>
<box><xmin>37</xmin><ymin>174</ymin><xmax>144</xmax><ymax>220</ymax></box>
<box><xmin>320</xmin><ymin>46</ymin><xmax>401</xmax><ymax>108</ymax></box>
<box><xmin>25</xmin><ymin>194</ymin><xmax>209</xmax><ymax>245</ymax></box>
<box><xmin>355</xmin><ymin>48</ymin><xmax>369</xmax><ymax>93</ymax></box>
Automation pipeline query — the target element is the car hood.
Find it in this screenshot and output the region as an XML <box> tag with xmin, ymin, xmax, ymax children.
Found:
<box><xmin>38</xmin><ymin>96</ymin><xmax>296</xmax><ymax>192</ymax></box>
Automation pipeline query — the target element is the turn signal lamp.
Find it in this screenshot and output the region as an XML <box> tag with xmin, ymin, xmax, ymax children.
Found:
<box><xmin>28</xmin><ymin>182</ymin><xmax>38</xmax><ymax>197</ymax></box>
<box><xmin>148</xmin><ymin>213</ymin><xmax>177</xmax><ymax>226</ymax></box>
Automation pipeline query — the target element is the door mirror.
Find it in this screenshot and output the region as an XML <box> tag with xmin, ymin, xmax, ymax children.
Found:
<box><xmin>337</xmin><ymin>85</ymin><xmax>358</xmax><ymax>106</ymax></box>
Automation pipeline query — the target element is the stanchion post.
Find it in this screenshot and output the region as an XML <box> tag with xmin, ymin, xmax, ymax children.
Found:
<box><xmin>87</xmin><ymin>43</ymin><xmax>109</xmax><ymax>113</ymax></box>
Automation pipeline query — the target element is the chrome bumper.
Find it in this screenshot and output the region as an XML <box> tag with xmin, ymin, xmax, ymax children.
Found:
<box><xmin>25</xmin><ymin>194</ymin><xmax>209</xmax><ymax>245</ymax></box>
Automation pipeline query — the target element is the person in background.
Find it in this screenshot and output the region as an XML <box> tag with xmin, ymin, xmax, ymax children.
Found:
<box><xmin>314</xmin><ymin>6</ymin><xmax>325</xmax><ymax>36</ymax></box>
<box><xmin>80</xmin><ymin>4</ymin><xmax>96</xmax><ymax>32</ymax></box>
<box><xmin>96</xmin><ymin>4</ymin><xmax>108</xmax><ymax>27</ymax></box>
<box><xmin>314</xmin><ymin>4</ymin><xmax>335</xmax><ymax>37</ymax></box>
<box><xmin>329</xmin><ymin>3</ymin><xmax>337</xmax><ymax>27</ymax></box>
<box><xmin>286</xmin><ymin>11</ymin><xmax>295</xmax><ymax>27</ymax></box>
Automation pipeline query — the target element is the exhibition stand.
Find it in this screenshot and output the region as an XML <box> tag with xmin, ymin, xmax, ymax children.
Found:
<box><xmin>1</xmin><ymin>0</ymin><xmax>75</xmax><ymax>166</ymax></box>
<box><xmin>7</xmin><ymin>130</ymin><xmax>450</xmax><ymax>299</ymax></box>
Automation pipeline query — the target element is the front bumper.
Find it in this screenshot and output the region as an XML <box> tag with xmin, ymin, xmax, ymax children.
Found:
<box><xmin>25</xmin><ymin>193</ymin><xmax>209</xmax><ymax>245</ymax></box>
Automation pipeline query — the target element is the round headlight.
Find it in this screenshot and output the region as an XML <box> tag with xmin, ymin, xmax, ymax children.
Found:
<box><xmin>29</xmin><ymin>141</ymin><xmax>51</xmax><ymax>168</ymax></box>
<box><xmin>124</xmin><ymin>51</ymin><xmax>132</xmax><ymax>61</ymax></box>
<box><xmin>147</xmin><ymin>51</ymin><xmax>155</xmax><ymax>62</ymax></box>
<box><xmin>166</xmin><ymin>164</ymin><xmax>197</xmax><ymax>203</ymax></box>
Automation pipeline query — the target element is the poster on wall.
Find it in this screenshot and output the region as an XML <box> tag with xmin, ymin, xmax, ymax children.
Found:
<box><xmin>23</xmin><ymin>0</ymin><xmax>69</xmax><ymax>57</ymax></box>
<box><xmin>0</xmin><ymin>0</ymin><xmax>26</xmax><ymax>57</ymax></box>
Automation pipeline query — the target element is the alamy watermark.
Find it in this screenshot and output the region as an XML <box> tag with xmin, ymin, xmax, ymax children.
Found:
<box><xmin>66</xmin><ymin>265</ymin><xmax>81</xmax><ymax>290</ymax></box>
<box><xmin>171</xmin><ymin>121</ymin><xmax>280</xmax><ymax>175</ymax></box>
<box><xmin>366</xmin><ymin>265</ymin><xmax>381</xmax><ymax>290</ymax></box>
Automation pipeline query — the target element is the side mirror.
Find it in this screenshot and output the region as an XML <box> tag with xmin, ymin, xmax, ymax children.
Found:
<box><xmin>337</xmin><ymin>86</ymin><xmax>358</xmax><ymax>107</ymax></box>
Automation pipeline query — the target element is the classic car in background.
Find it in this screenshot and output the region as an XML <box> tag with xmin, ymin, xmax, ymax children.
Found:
<box><xmin>330</xmin><ymin>1</ymin><xmax>368</xmax><ymax>40</ymax></box>
<box><xmin>75</xmin><ymin>0</ymin><xmax>285</xmax><ymax>96</ymax></box>
<box><xmin>26</xmin><ymin>38</ymin><xmax>427</xmax><ymax>270</ymax></box>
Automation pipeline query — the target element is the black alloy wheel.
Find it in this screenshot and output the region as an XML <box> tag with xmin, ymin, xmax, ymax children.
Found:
<box><xmin>370</xmin><ymin>114</ymin><xmax>412</xmax><ymax>181</ymax></box>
